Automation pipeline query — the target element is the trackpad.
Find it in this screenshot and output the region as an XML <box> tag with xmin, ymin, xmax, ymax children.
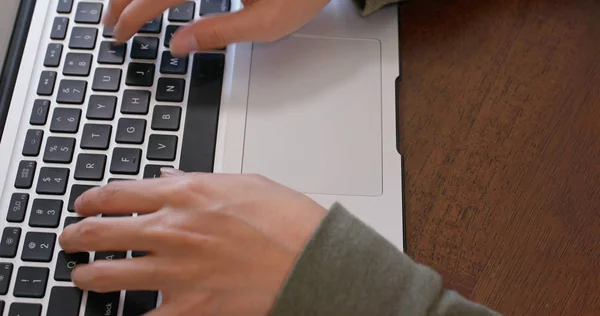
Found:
<box><xmin>242</xmin><ymin>35</ymin><xmax>382</xmax><ymax>196</ymax></box>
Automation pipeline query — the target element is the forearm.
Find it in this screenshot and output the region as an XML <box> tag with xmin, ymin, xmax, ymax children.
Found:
<box><xmin>269</xmin><ymin>203</ymin><xmax>501</xmax><ymax>316</ymax></box>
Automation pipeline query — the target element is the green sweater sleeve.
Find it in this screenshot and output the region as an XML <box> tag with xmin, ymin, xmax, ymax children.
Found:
<box><xmin>269</xmin><ymin>203</ymin><xmax>502</xmax><ymax>316</ymax></box>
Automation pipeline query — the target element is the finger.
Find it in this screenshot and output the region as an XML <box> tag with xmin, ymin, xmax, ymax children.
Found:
<box><xmin>170</xmin><ymin>3</ymin><xmax>274</xmax><ymax>55</ymax></box>
<box><xmin>74</xmin><ymin>178</ymin><xmax>175</xmax><ymax>216</ymax></box>
<box><xmin>103</xmin><ymin>0</ymin><xmax>133</xmax><ymax>26</ymax></box>
<box><xmin>72</xmin><ymin>257</ymin><xmax>171</xmax><ymax>292</ymax></box>
<box><xmin>113</xmin><ymin>0</ymin><xmax>185</xmax><ymax>42</ymax></box>
<box><xmin>59</xmin><ymin>216</ymin><xmax>159</xmax><ymax>253</ymax></box>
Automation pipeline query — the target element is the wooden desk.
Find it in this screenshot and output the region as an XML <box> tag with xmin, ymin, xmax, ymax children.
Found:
<box><xmin>398</xmin><ymin>0</ymin><xmax>600</xmax><ymax>314</ymax></box>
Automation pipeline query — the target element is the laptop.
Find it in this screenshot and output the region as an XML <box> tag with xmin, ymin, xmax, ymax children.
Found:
<box><xmin>0</xmin><ymin>0</ymin><xmax>404</xmax><ymax>314</ymax></box>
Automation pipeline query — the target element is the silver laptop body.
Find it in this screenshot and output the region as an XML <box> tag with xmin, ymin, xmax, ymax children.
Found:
<box><xmin>0</xmin><ymin>0</ymin><xmax>404</xmax><ymax>314</ymax></box>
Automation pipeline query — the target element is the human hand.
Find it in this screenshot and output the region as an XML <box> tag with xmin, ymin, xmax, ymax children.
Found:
<box><xmin>59</xmin><ymin>170</ymin><xmax>327</xmax><ymax>315</ymax></box>
<box><xmin>104</xmin><ymin>0</ymin><xmax>331</xmax><ymax>55</ymax></box>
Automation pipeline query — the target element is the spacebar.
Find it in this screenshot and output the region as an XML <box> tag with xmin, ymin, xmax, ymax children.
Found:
<box><xmin>179</xmin><ymin>53</ymin><xmax>225</xmax><ymax>173</ymax></box>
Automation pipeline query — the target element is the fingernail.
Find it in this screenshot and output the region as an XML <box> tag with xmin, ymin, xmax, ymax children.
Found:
<box><xmin>171</xmin><ymin>32</ymin><xmax>199</xmax><ymax>56</ymax></box>
<box><xmin>161</xmin><ymin>168</ymin><xmax>185</xmax><ymax>177</ymax></box>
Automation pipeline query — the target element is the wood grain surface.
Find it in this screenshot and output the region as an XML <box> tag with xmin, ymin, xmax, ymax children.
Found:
<box><xmin>397</xmin><ymin>0</ymin><xmax>600</xmax><ymax>314</ymax></box>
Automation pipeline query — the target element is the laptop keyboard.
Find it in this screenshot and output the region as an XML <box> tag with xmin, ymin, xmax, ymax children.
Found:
<box><xmin>1</xmin><ymin>0</ymin><xmax>228</xmax><ymax>315</ymax></box>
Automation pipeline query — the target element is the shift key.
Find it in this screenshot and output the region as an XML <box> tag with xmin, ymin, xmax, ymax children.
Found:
<box><xmin>14</xmin><ymin>160</ymin><xmax>36</xmax><ymax>189</ymax></box>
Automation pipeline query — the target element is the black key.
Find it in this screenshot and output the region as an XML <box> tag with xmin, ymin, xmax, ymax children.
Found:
<box><xmin>43</xmin><ymin>136</ymin><xmax>76</xmax><ymax>163</ymax></box>
<box><xmin>131</xmin><ymin>36</ymin><xmax>159</xmax><ymax>59</ymax></box>
<box><xmin>85</xmin><ymin>291</ymin><xmax>120</xmax><ymax>316</ymax></box>
<box><xmin>123</xmin><ymin>291</ymin><xmax>158</xmax><ymax>315</ymax></box>
<box><xmin>0</xmin><ymin>301</ymin><xmax>3</xmax><ymax>315</ymax></box>
<box><xmin>169</xmin><ymin>1</ymin><xmax>195</xmax><ymax>22</ymax></box>
<box><xmin>63</xmin><ymin>53</ymin><xmax>93</xmax><ymax>76</ymax></box>
<box><xmin>107</xmin><ymin>178</ymin><xmax>130</xmax><ymax>183</ymax></box>
<box><xmin>0</xmin><ymin>228</ymin><xmax>21</xmax><ymax>258</ymax></box>
<box><xmin>126</xmin><ymin>62</ymin><xmax>155</xmax><ymax>86</ymax></box>
<box><xmin>116</xmin><ymin>118</ymin><xmax>146</xmax><ymax>144</ymax></box>
<box><xmin>14</xmin><ymin>161</ymin><xmax>36</xmax><ymax>189</ymax></box>
<box><xmin>94</xmin><ymin>251</ymin><xmax>126</xmax><ymax>261</ymax></box>
<box><xmin>50</xmin><ymin>107</ymin><xmax>81</xmax><ymax>133</ymax></box>
<box><xmin>44</xmin><ymin>43</ymin><xmax>63</xmax><ymax>67</ymax></box>
<box><xmin>57</xmin><ymin>79</ymin><xmax>87</xmax><ymax>104</ymax></box>
<box><xmin>68</xmin><ymin>185</ymin><xmax>97</xmax><ymax>212</ymax></box>
<box><xmin>75</xmin><ymin>2</ymin><xmax>103</xmax><ymax>24</ymax></box>
<box><xmin>6</xmin><ymin>193</ymin><xmax>29</xmax><ymax>223</ymax></box>
<box><xmin>48</xmin><ymin>287</ymin><xmax>83</xmax><ymax>316</ymax></box>
<box><xmin>165</xmin><ymin>25</ymin><xmax>180</xmax><ymax>47</ymax></box>
<box><xmin>64</xmin><ymin>217</ymin><xmax>85</xmax><ymax>228</ymax></box>
<box><xmin>8</xmin><ymin>303</ymin><xmax>42</xmax><ymax>316</ymax></box>
<box><xmin>74</xmin><ymin>154</ymin><xmax>107</xmax><ymax>180</ymax></box>
<box><xmin>121</xmin><ymin>90</ymin><xmax>151</xmax><ymax>114</ymax></box>
<box><xmin>21</xmin><ymin>233</ymin><xmax>56</xmax><ymax>263</ymax></box>
<box><xmin>87</xmin><ymin>95</ymin><xmax>117</xmax><ymax>120</ymax></box>
<box><xmin>156</xmin><ymin>78</ymin><xmax>185</xmax><ymax>102</ymax></box>
<box><xmin>152</xmin><ymin>105</ymin><xmax>181</xmax><ymax>131</ymax></box>
<box><xmin>103</xmin><ymin>25</ymin><xmax>115</xmax><ymax>38</ymax></box>
<box><xmin>160</xmin><ymin>51</ymin><xmax>188</xmax><ymax>74</ymax></box>
<box><xmin>143</xmin><ymin>164</ymin><xmax>173</xmax><ymax>179</ymax></box>
<box><xmin>180</xmin><ymin>54</ymin><xmax>224</xmax><ymax>173</ymax></box>
<box><xmin>29</xmin><ymin>199</ymin><xmax>62</xmax><ymax>228</ymax></box>
<box><xmin>139</xmin><ymin>16</ymin><xmax>162</xmax><ymax>34</ymax></box>
<box><xmin>36</xmin><ymin>167</ymin><xmax>70</xmax><ymax>195</ymax></box>
<box><xmin>55</xmin><ymin>252</ymin><xmax>89</xmax><ymax>281</ymax></box>
<box><xmin>148</xmin><ymin>135</ymin><xmax>178</xmax><ymax>161</ymax></box>
<box><xmin>30</xmin><ymin>99</ymin><xmax>50</xmax><ymax>125</ymax></box>
<box><xmin>110</xmin><ymin>148</ymin><xmax>142</xmax><ymax>175</ymax></box>
<box><xmin>92</xmin><ymin>68</ymin><xmax>122</xmax><ymax>91</ymax></box>
<box><xmin>200</xmin><ymin>0</ymin><xmax>230</xmax><ymax>15</ymax></box>
<box><xmin>69</xmin><ymin>27</ymin><xmax>98</xmax><ymax>49</ymax></box>
<box><xmin>57</xmin><ymin>0</ymin><xmax>74</xmax><ymax>13</ymax></box>
<box><xmin>98</xmin><ymin>41</ymin><xmax>126</xmax><ymax>64</ymax></box>
<box><xmin>37</xmin><ymin>71</ymin><xmax>57</xmax><ymax>96</ymax></box>
<box><xmin>13</xmin><ymin>267</ymin><xmax>49</xmax><ymax>298</ymax></box>
<box><xmin>0</xmin><ymin>263</ymin><xmax>13</xmax><ymax>294</ymax></box>
<box><xmin>51</xmin><ymin>17</ymin><xmax>69</xmax><ymax>40</ymax></box>
<box><xmin>81</xmin><ymin>124</ymin><xmax>112</xmax><ymax>149</ymax></box>
<box><xmin>131</xmin><ymin>251</ymin><xmax>147</xmax><ymax>257</ymax></box>
<box><xmin>22</xmin><ymin>129</ymin><xmax>43</xmax><ymax>156</ymax></box>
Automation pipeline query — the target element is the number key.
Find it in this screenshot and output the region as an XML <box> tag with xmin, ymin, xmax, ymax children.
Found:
<box><xmin>75</xmin><ymin>2</ymin><xmax>103</xmax><ymax>24</ymax></box>
<box><xmin>29</xmin><ymin>199</ymin><xmax>63</xmax><ymax>228</ymax></box>
<box><xmin>21</xmin><ymin>232</ymin><xmax>56</xmax><ymax>262</ymax></box>
<box><xmin>69</xmin><ymin>27</ymin><xmax>98</xmax><ymax>49</ymax></box>
<box><xmin>50</xmin><ymin>107</ymin><xmax>81</xmax><ymax>133</ymax></box>
<box><xmin>36</xmin><ymin>167</ymin><xmax>70</xmax><ymax>195</ymax></box>
<box><xmin>13</xmin><ymin>267</ymin><xmax>49</xmax><ymax>298</ymax></box>
<box><xmin>57</xmin><ymin>80</ymin><xmax>87</xmax><ymax>104</ymax></box>
<box><xmin>43</xmin><ymin>137</ymin><xmax>76</xmax><ymax>163</ymax></box>
<box><xmin>63</xmin><ymin>53</ymin><xmax>93</xmax><ymax>76</ymax></box>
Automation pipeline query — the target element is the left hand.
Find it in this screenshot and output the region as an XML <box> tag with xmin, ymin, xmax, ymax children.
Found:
<box><xmin>59</xmin><ymin>170</ymin><xmax>327</xmax><ymax>315</ymax></box>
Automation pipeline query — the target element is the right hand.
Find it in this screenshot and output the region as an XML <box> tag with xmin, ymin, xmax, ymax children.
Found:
<box><xmin>104</xmin><ymin>0</ymin><xmax>331</xmax><ymax>55</ymax></box>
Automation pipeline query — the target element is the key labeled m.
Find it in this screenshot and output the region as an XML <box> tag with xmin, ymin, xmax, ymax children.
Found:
<box><xmin>170</xmin><ymin>58</ymin><xmax>179</xmax><ymax>66</ymax></box>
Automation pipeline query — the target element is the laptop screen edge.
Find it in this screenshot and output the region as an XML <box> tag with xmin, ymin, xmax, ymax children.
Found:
<box><xmin>0</xmin><ymin>0</ymin><xmax>37</xmax><ymax>140</ymax></box>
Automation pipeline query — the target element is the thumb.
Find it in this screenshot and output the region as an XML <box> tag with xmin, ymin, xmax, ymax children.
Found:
<box><xmin>170</xmin><ymin>6</ymin><xmax>273</xmax><ymax>55</ymax></box>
